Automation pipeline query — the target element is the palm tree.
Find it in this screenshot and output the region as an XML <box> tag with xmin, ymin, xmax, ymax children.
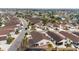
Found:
<box><xmin>22</xmin><ymin>35</ymin><xmax>29</xmax><ymax>50</ymax></box>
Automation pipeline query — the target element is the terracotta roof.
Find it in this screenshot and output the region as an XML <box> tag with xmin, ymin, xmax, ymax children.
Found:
<box><xmin>27</xmin><ymin>16</ymin><xmax>42</xmax><ymax>24</ymax></box>
<box><xmin>53</xmin><ymin>24</ymin><xmax>59</xmax><ymax>27</ymax></box>
<box><xmin>60</xmin><ymin>31</ymin><xmax>79</xmax><ymax>42</ymax></box>
<box><xmin>31</xmin><ymin>31</ymin><xmax>49</xmax><ymax>40</ymax></box>
<box><xmin>29</xmin><ymin>31</ymin><xmax>50</xmax><ymax>46</ymax></box>
<box><xmin>0</xmin><ymin>36</ymin><xmax>7</xmax><ymax>41</ymax></box>
<box><xmin>0</xmin><ymin>25</ymin><xmax>17</xmax><ymax>35</ymax></box>
<box><xmin>0</xmin><ymin>16</ymin><xmax>20</xmax><ymax>35</ymax></box>
<box><xmin>72</xmin><ymin>31</ymin><xmax>79</xmax><ymax>36</ymax></box>
<box><xmin>47</xmin><ymin>31</ymin><xmax>66</xmax><ymax>42</ymax></box>
<box><xmin>6</xmin><ymin>16</ymin><xmax>20</xmax><ymax>26</ymax></box>
<box><xmin>0</xmin><ymin>29</ymin><xmax>14</xmax><ymax>35</ymax></box>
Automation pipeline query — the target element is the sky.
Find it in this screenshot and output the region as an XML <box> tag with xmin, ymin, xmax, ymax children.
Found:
<box><xmin>0</xmin><ymin>0</ymin><xmax>79</xmax><ymax>8</ymax></box>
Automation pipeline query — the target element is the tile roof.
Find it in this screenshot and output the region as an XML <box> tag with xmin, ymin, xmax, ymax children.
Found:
<box><xmin>6</xmin><ymin>16</ymin><xmax>20</xmax><ymax>26</ymax></box>
<box><xmin>27</xmin><ymin>16</ymin><xmax>42</xmax><ymax>24</ymax></box>
<box><xmin>0</xmin><ymin>16</ymin><xmax>20</xmax><ymax>36</ymax></box>
<box><xmin>31</xmin><ymin>31</ymin><xmax>49</xmax><ymax>40</ymax></box>
<box><xmin>29</xmin><ymin>31</ymin><xmax>50</xmax><ymax>46</ymax></box>
<box><xmin>0</xmin><ymin>36</ymin><xmax>7</xmax><ymax>41</ymax></box>
<box><xmin>72</xmin><ymin>31</ymin><xmax>79</xmax><ymax>36</ymax></box>
<box><xmin>47</xmin><ymin>31</ymin><xmax>66</xmax><ymax>42</ymax></box>
<box><xmin>60</xmin><ymin>31</ymin><xmax>79</xmax><ymax>42</ymax></box>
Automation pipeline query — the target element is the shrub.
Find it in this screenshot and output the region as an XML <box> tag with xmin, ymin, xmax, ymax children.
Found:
<box><xmin>7</xmin><ymin>36</ymin><xmax>14</xmax><ymax>44</ymax></box>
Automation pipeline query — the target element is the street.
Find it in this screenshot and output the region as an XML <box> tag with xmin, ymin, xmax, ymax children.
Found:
<box><xmin>8</xmin><ymin>18</ymin><xmax>28</xmax><ymax>51</ymax></box>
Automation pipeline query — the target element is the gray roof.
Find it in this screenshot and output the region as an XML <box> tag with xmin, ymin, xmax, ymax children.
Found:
<box><xmin>47</xmin><ymin>31</ymin><xmax>66</xmax><ymax>42</ymax></box>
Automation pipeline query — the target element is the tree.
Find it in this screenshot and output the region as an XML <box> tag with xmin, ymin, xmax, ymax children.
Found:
<box><xmin>51</xmin><ymin>19</ymin><xmax>56</xmax><ymax>24</ymax></box>
<box><xmin>50</xmin><ymin>16</ymin><xmax>62</xmax><ymax>25</ymax></box>
<box><xmin>25</xmin><ymin>32</ymin><xmax>28</xmax><ymax>36</ymax></box>
<box><xmin>15</xmin><ymin>12</ymin><xmax>18</xmax><ymax>15</ymax></box>
<box><xmin>75</xmin><ymin>14</ymin><xmax>79</xmax><ymax>24</ymax></box>
<box><xmin>65</xmin><ymin>39</ymin><xmax>72</xmax><ymax>48</ymax></box>
<box><xmin>0</xmin><ymin>20</ymin><xmax>2</xmax><ymax>26</ymax></box>
<box><xmin>69</xmin><ymin>14</ymin><xmax>74</xmax><ymax>20</ymax></box>
<box><xmin>15</xmin><ymin>12</ymin><xmax>24</xmax><ymax>18</ymax></box>
<box><xmin>42</xmin><ymin>18</ymin><xmax>49</xmax><ymax>26</ymax></box>
<box><xmin>15</xmin><ymin>29</ymin><xmax>19</xmax><ymax>34</ymax></box>
<box><xmin>48</xmin><ymin>11</ymin><xmax>54</xmax><ymax>17</ymax></box>
<box><xmin>47</xmin><ymin>43</ymin><xmax>53</xmax><ymax>50</ymax></box>
<box><xmin>7</xmin><ymin>34</ymin><xmax>14</xmax><ymax>44</ymax></box>
<box><xmin>65</xmin><ymin>44</ymin><xmax>72</xmax><ymax>48</ymax></box>
<box><xmin>38</xmin><ymin>12</ymin><xmax>42</xmax><ymax>16</ymax></box>
<box><xmin>22</xmin><ymin>36</ymin><xmax>29</xmax><ymax>49</ymax></box>
<box><xmin>48</xmin><ymin>43</ymin><xmax>53</xmax><ymax>48</ymax></box>
<box><xmin>55</xmin><ymin>17</ymin><xmax>62</xmax><ymax>23</ymax></box>
<box><xmin>42</xmin><ymin>15</ymin><xmax>49</xmax><ymax>26</ymax></box>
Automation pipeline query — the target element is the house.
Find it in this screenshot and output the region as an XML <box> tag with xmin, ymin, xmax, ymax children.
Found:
<box><xmin>28</xmin><ymin>31</ymin><xmax>50</xmax><ymax>47</ymax></box>
<box><xmin>60</xmin><ymin>31</ymin><xmax>79</xmax><ymax>43</ymax></box>
<box><xmin>0</xmin><ymin>16</ymin><xmax>21</xmax><ymax>34</ymax></box>
<box><xmin>46</xmin><ymin>31</ymin><xmax>68</xmax><ymax>48</ymax></box>
<box><xmin>6</xmin><ymin>16</ymin><xmax>20</xmax><ymax>26</ymax></box>
<box><xmin>35</xmin><ymin>39</ymin><xmax>56</xmax><ymax>48</ymax></box>
<box><xmin>0</xmin><ymin>16</ymin><xmax>22</xmax><ymax>41</ymax></box>
<box><xmin>26</xmin><ymin>16</ymin><xmax>42</xmax><ymax>24</ymax></box>
<box><xmin>60</xmin><ymin>31</ymin><xmax>79</xmax><ymax>48</ymax></box>
<box><xmin>32</xmin><ymin>45</ymin><xmax>51</xmax><ymax>51</ymax></box>
<box><xmin>29</xmin><ymin>39</ymin><xmax>56</xmax><ymax>51</ymax></box>
<box><xmin>47</xmin><ymin>31</ymin><xmax>66</xmax><ymax>42</ymax></box>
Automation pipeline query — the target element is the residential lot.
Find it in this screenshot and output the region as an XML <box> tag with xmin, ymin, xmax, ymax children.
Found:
<box><xmin>1</xmin><ymin>9</ymin><xmax>79</xmax><ymax>51</ymax></box>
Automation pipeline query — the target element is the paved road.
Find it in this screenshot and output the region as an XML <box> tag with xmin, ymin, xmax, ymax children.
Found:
<box><xmin>8</xmin><ymin>18</ymin><xmax>28</xmax><ymax>51</ymax></box>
